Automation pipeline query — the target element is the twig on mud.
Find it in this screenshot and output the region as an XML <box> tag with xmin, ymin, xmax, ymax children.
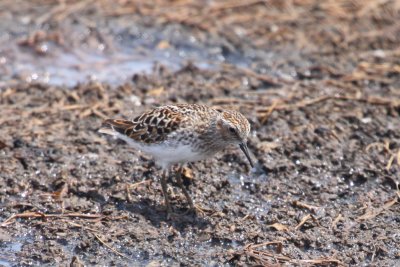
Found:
<box><xmin>386</xmin><ymin>148</ymin><xmax>400</xmax><ymax>171</ymax></box>
<box><xmin>0</xmin><ymin>211</ymin><xmax>126</xmax><ymax>227</ymax></box>
<box><xmin>1</xmin><ymin>211</ymin><xmax>46</xmax><ymax>226</ymax></box>
<box><xmin>67</xmin><ymin>220</ymin><xmax>130</xmax><ymax>259</ymax></box>
<box><xmin>211</xmin><ymin>99</ymin><xmax>262</xmax><ymax>109</ymax></box>
<box><xmin>257</xmin><ymin>95</ymin><xmax>330</xmax><ymax>115</ymax></box>
<box><xmin>295</xmin><ymin>214</ymin><xmax>311</xmax><ymax>230</ymax></box>
<box><xmin>292</xmin><ymin>200</ymin><xmax>321</xmax><ymax>214</ymax></box>
<box><xmin>258</xmin><ymin>94</ymin><xmax>400</xmax><ymax>112</ymax></box>
<box><xmin>294</xmin><ymin>214</ymin><xmax>320</xmax><ymax>230</ymax></box>
<box><xmin>222</xmin><ymin>63</ymin><xmax>284</xmax><ymax>86</ymax></box>
<box><xmin>356</xmin><ymin>196</ymin><xmax>398</xmax><ymax>221</ymax></box>
<box><xmin>366</xmin><ymin>141</ymin><xmax>400</xmax><ymax>170</ymax></box>
<box><xmin>299</xmin><ymin>257</ymin><xmax>346</xmax><ymax>266</ymax></box>
<box><xmin>247</xmin><ymin>241</ymin><xmax>283</xmax><ymax>250</ymax></box>
<box><xmin>126</xmin><ymin>179</ymin><xmax>153</xmax><ymax>202</ymax></box>
<box><xmin>61</xmin><ymin>104</ymin><xmax>90</xmax><ymax>111</ymax></box>
<box><xmin>365</xmin><ymin>141</ymin><xmax>391</xmax><ymax>154</ymax></box>
<box><xmin>267</xmin><ymin>222</ymin><xmax>289</xmax><ymax>232</ymax></box>
<box><xmin>91</xmin><ymin>108</ymin><xmax>109</xmax><ymax>119</ymax></box>
<box><xmin>103</xmin><ymin>5</ymin><xmax>137</xmax><ymax>17</ymax></box>
<box><xmin>128</xmin><ymin>179</ymin><xmax>152</xmax><ymax>189</ymax></box>
<box><xmin>77</xmin><ymin>104</ymin><xmax>109</xmax><ymax>119</ymax></box>
<box><xmin>242</xmin><ymin>241</ymin><xmax>288</xmax><ymax>264</ymax></box>
<box><xmin>94</xmin><ymin>233</ymin><xmax>129</xmax><ymax>259</ymax></box>
<box><xmin>240</xmin><ymin>214</ymin><xmax>253</xmax><ymax>221</ymax></box>
<box><xmin>209</xmin><ymin>0</ymin><xmax>267</xmax><ymax>12</ymax></box>
<box><xmin>257</xmin><ymin>93</ymin><xmax>400</xmax><ymax>124</ymax></box>
<box><xmin>0</xmin><ymin>88</ymin><xmax>16</xmax><ymax>98</ymax></box>
<box><xmin>236</xmin><ymin>241</ymin><xmax>345</xmax><ymax>266</ymax></box>
<box><xmin>125</xmin><ymin>184</ymin><xmax>133</xmax><ymax>202</ymax></box>
<box><xmin>386</xmin><ymin>154</ymin><xmax>397</xmax><ymax>171</ymax></box>
<box><xmin>67</xmin><ymin>221</ymin><xmax>102</xmax><ymax>233</ymax></box>
<box><xmin>331</xmin><ymin>214</ymin><xmax>343</xmax><ymax>230</ymax></box>
<box><xmin>40</xmin><ymin>183</ymin><xmax>69</xmax><ymax>199</ymax></box>
<box><xmin>259</xmin><ymin>100</ymin><xmax>278</xmax><ymax>124</ymax></box>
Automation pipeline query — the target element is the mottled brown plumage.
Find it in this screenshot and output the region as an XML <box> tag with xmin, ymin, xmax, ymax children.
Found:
<box><xmin>101</xmin><ymin>104</ymin><xmax>216</xmax><ymax>144</ymax></box>
<box><xmin>99</xmin><ymin>103</ymin><xmax>254</xmax><ymax>216</ymax></box>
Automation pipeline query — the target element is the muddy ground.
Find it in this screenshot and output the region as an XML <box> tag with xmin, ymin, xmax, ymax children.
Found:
<box><xmin>1</xmin><ymin>1</ymin><xmax>400</xmax><ymax>266</ymax></box>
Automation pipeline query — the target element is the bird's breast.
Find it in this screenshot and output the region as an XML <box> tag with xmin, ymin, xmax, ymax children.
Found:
<box><xmin>141</xmin><ymin>143</ymin><xmax>210</xmax><ymax>168</ymax></box>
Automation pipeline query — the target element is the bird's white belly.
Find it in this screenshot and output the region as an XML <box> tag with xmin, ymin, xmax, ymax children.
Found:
<box><xmin>113</xmin><ymin>132</ymin><xmax>209</xmax><ymax>168</ymax></box>
<box><xmin>143</xmin><ymin>144</ymin><xmax>206</xmax><ymax>167</ymax></box>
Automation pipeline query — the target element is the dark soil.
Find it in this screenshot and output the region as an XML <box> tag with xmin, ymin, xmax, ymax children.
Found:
<box><xmin>1</xmin><ymin>1</ymin><xmax>400</xmax><ymax>266</ymax></box>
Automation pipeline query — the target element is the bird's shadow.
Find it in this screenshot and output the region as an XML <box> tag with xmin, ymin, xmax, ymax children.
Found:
<box><xmin>115</xmin><ymin>198</ymin><xmax>211</xmax><ymax>230</ymax></box>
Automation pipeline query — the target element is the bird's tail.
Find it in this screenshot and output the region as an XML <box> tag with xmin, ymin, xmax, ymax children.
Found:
<box><xmin>98</xmin><ymin>119</ymin><xmax>134</xmax><ymax>136</ymax></box>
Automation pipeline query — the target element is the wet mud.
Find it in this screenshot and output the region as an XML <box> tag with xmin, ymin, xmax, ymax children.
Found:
<box><xmin>1</xmin><ymin>1</ymin><xmax>400</xmax><ymax>266</ymax></box>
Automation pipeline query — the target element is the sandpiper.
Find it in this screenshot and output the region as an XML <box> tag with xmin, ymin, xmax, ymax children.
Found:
<box><xmin>99</xmin><ymin>104</ymin><xmax>254</xmax><ymax>215</ymax></box>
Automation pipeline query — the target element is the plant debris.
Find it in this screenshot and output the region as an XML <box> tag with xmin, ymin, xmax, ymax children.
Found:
<box><xmin>1</xmin><ymin>0</ymin><xmax>399</xmax><ymax>265</ymax></box>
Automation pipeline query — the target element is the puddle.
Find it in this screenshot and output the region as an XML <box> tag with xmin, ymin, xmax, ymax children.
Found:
<box><xmin>0</xmin><ymin>259</ymin><xmax>12</xmax><ymax>267</ymax></box>
<box><xmin>0</xmin><ymin>25</ymin><xmax>240</xmax><ymax>88</ymax></box>
<box><xmin>0</xmin><ymin>15</ymin><xmax>255</xmax><ymax>88</ymax></box>
<box><xmin>0</xmin><ymin>241</ymin><xmax>23</xmax><ymax>267</ymax></box>
<box><xmin>1</xmin><ymin>40</ymin><xmax>237</xmax><ymax>88</ymax></box>
<box><xmin>3</xmin><ymin>48</ymin><xmax>163</xmax><ymax>87</ymax></box>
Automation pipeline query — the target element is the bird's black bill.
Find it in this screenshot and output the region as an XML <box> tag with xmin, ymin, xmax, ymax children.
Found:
<box><xmin>239</xmin><ymin>143</ymin><xmax>254</xmax><ymax>168</ymax></box>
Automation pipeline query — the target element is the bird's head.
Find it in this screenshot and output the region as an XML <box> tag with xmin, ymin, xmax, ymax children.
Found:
<box><xmin>217</xmin><ymin>109</ymin><xmax>254</xmax><ymax>168</ymax></box>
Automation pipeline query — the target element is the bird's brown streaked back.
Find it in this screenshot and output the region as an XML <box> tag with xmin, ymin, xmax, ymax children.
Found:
<box><xmin>100</xmin><ymin>106</ymin><xmax>186</xmax><ymax>144</ymax></box>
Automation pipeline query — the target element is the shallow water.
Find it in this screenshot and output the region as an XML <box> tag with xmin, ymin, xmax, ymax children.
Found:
<box><xmin>0</xmin><ymin>240</ymin><xmax>23</xmax><ymax>267</ymax></box>
<box><xmin>0</xmin><ymin>22</ymin><xmax>244</xmax><ymax>87</ymax></box>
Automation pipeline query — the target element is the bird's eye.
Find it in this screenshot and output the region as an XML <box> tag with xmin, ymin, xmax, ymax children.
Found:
<box><xmin>229</xmin><ymin>127</ymin><xmax>236</xmax><ymax>134</ymax></box>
